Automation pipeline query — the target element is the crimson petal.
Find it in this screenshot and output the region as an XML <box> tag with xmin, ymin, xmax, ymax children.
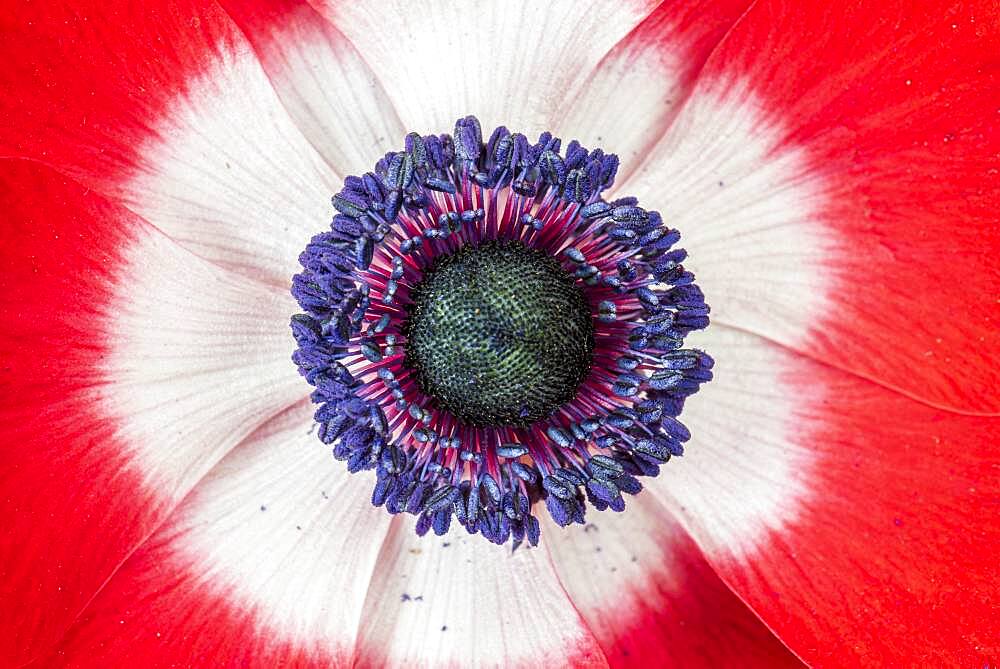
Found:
<box><xmin>0</xmin><ymin>0</ymin><xmax>339</xmax><ymax>287</ymax></box>
<box><xmin>37</xmin><ymin>404</ymin><xmax>610</xmax><ymax>668</ymax></box>
<box><xmin>625</xmin><ymin>0</ymin><xmax>1000</xmax><ymax>412</ymax></box>
<box><xmin>649</xmin><ymin>328</ymin><xmax>1000</xmax><ymax>666</ymax></box>
<box><xmin>544</xmin><ymin>494</ymin><xmax>805</xmax><ymax>667</ymax></box>
<box><xmin>0</xmin><ymin>159</ymin><xmax>300</xmax><ymax>665</ymax></box>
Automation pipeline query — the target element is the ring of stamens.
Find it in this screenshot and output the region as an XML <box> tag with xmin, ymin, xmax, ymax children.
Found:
<box><xmin>291</xmin><ymin>115</ymin><xmax>714</xmax><ymax>548</ymax></box>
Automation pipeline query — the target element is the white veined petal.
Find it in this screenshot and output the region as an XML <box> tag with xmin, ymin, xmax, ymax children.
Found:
<box><xmin>620</xmin><ymin>81</ymin><xmax>831</xmax><ymax>347</ymax></box>
<box><xmin>320</xmin><ymin>0</ymin><xmax>659</xmax><ymax>138</ymax></box>
<box><xmin>219</xmin><ymin>0</ymin><xmax>406</xmax><ymax>177</ymax></box>
<box><xmin>353</xmin><ymin>521</ymin><xmax>608</xmax><ymax>667</ymax></box>
<box><xmin>558</xmin><ymin>0</ymin><xmax>751</xmax><ymax>172</ymax></box>
<box><xmin>644</xmin><ymin>325</ymin><xmax>814</xmax><ymax>558</ymax></box>
<box><xmin>601</xmin><ymin>81</ymin><xmax>827</xmax><ymax>558</ymax></box>
<box><xmin>543</xmin><ymin>493</ymin><xmax>802</xmax><ymax>666</ymax></box>
<box><xmin>101</xmin><ymin>226</ymin><xmax>304</xmax><ymax>497</ymax></box>
<box><xmin>170</xmin><ymin>403</ymin><xmax>392</xmax><ymax>652</ymax></box>
<box><xmin>43</xmin><ymin>403</ymin><xmax>607</xmax><ymax>667</ymax></box>
<box><xmin>36</xmin><ymin>404</ymin><xmax>390</xmax><ymax>665</ymax></box>
<box><xmin>125</xmin><ymin>41</ymin><xmax>340</xmax><ymax>286</ymax></box>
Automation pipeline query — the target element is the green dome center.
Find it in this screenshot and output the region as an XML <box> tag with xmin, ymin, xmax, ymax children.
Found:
<box><xmin>403</xmin><ymin>240</ymin><xmax>595</xmax><ymax>427</ymax></box>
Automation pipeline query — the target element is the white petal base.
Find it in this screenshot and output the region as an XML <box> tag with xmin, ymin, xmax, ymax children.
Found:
<box><xmin>622</xmin><ymin>82</ymin><xmax>831</xmax><ymax>346</ymax></box>
<box><xmin>651</xmin><ymin>326</ymin><xmax>815</xmax><ymax>557</ymax></box>
<box><xmin>125</xmin><ymin>45</ymin><xmax>339</xmax><ymax>285</ymax></box>
<box><xmin>101</xmin><ymin>228</ymin><xmax>304</xmax><ymax>497</ymax></box>
<box><xmin>171</xmin><ymin>403</ymin><xmax>391</xmax><ymax>650</ymax></box>
<box><xmin>353</xmin><ymin>521</ymin><xmax>607</xmax><ymax>667</ymax></box>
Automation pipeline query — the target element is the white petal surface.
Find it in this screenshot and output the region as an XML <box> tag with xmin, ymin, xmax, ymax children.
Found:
<box><xmin>41</xmin><ymin>404</ymin><xmax>392</xmax><ymax>666</ymax></box>
<box><xmin>319</xmin><ymin>0</ymin><xmax>659</xmax><ymax>139</ymax></box>
<box><xmin>101</xmin><ymin>226</ymin><xmax>304</xmax><ymax>496</ymax></box>
<box><xmin>605</xmin><ymin>81</ymin><xmax>829</xmax><ymax>557</ymax></box>
<box><xmin>124</xmin><ymin>44</ymin><xmax>340</xmax><ymax>286</ymax></box>
<box><xmin>353</xmin><ymin>521</ymin><xmax>608</xmax><ymax>667</ymax></box>
<box><xmin>171</xmin><ymin>403</ymin><xmax>392</xmax><ymax>650</ymax></box>
<box><xmin>558</xmin><ymin>27</ymin><xmax>690</xmax><ymax>166</ymax></box>
<box><xmin>543</xmin><ymin>495</ymin><xmax>803</xmax><ymax>667</ymax></box>
<box><xmin>219</xmin><ymin>0</ymin><xmax>406</xmax><ymax>177</ymax></box>
<box><xmin>645</xmin><ymin>325</ymin><xmax>815</xmax><ymax>558</ymax></box>
<box><xmin>558</xmin><ymin>0</ymin><xmax>752</xmax><ymax>171</ymax></box>
<box><xmin>621</xmin><ymin>82</ymin><xmax>831</xmax><ymax>346</ymax></box>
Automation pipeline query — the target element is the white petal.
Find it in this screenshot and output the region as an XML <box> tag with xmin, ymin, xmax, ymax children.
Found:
<box><xmin>543</xmin><ymin>494</ymin><xmax>803</xmax><ymax>666</ymax></box>
<box><xmin>620</xmin><ymin>81</ymin><xmax>831</xmax><ymax>347</ymax></box>
<box><xmin>615</xmin><ymin>81</ymin><xmax>832</xmax><ymax>556</ymax></box>
<box><xmin>645</xmin><ymin>325</ymin><xmax>813</xmax><ymax>558</ymax></box>
<box><xmin>219</xmin><ymin>0</ymin><xmax>406</xmax><ymax>176</ymax></box>
<box><xmin>170</xmin><ymin>402</ymin><xmax>393</xmax><ymax>650</ymax></box>
<box><xmin>558</xmin><ymin>1</ymin><xmax>750</xmax><ymax>171</ymax></box>
<box><xmin>353</xmin><ymin>521</ymin><xmax>607</xmax><ymax>666</ymax></box>
<box><xmin>557</xmin><ymin>33</ymin><xmax>688</xmax><ymax>166</ymax></box>
<box><xmin>123</xmin><ymin>42</ymin><xmax>340</xmax><ymax>285</ymax></box>
<box><xmin>41</xmin><ymin>403</ymin><xmax>392</xmax><ymax>665</ymax></box>
<box><xmin>321</xmin><ymin>0</ymin><xmax>659</xmax><ymax>137</ymax></box>
<box><xmin>102</xmin><ymin>227</ymin><xmax>304</xmax><ymax>496</ymax></box>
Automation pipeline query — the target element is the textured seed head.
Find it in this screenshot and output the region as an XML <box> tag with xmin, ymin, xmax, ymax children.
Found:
<box><xmin>404</xmin><ymin>241</ymin><xmax>594</xmax><ymax>427</ymax></box>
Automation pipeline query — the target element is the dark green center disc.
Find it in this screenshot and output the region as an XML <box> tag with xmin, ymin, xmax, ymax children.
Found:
<box><xmin>403</xmin><ymin>240</ymin><xmax>595</xmax><ymax>427</ymax></box>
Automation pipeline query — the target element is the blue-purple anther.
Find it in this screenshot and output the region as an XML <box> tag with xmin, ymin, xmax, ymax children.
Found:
<box><xmin>290</xmin><ymin>115</ymin><xmax>713</xmax><ymax>549</ymax></box>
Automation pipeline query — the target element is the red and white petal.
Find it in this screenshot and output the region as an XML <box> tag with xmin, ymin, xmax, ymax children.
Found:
<box><xmin>648</xmin><ymin>326</ymin><xmax>1000</xmax><ymax>667</ymax></box>
<box><xmin>40</xmin><ymin>403</ymin><xmax>606</xmax><ymax>668</ymax></box>
<box><xmin>217</xmin><ymin>0</ymin><xmax>406</xmax><ymax>175</ymax></box>
<box><xmin>42</xmin><ymin>403</ymin><xmax>391</xmax><ymax>668</ymax></box>
<box><xmin>0</xmin><ymin>1</ymin><xmax>338</xmax><ymax>285</ymax></box>
<box><xmin>558</xmin><ymin>0</ymin><xmax>752</xmax><ymax>169</ymax></box>
<box><xmin>542</xmin><ymin>495</ymin><xmax>804</xmax><ymax>668</ymax></box>
<box><xmin>650</xmin><ymin>327</ymin><xmax>815</xmax><ymax>557</ymax></box>
<box><xmin>0</xmin><ymin>160</ymin><xmax>301</xmax><ymax>665</ymax></box>
<box><xmin>352</xmin><ymin>526</ymin><xmax>607</xmax><ymax>667</ymax></box>
<box><xmin>233</xmin><ymin>0</ymin><xmax>753</xmax><ymax>192</ymax></box>
<box><xmin>622</xmin><ymin>0</ymin><xmax>1000</xmax><ymax>412</ymax></box>
<box><xmin>318</xmin><ymin>0</ymin><xmax>659</xmax><ymax>140</ymax></box>
<box><xmin>621</xmin><ymin>82</ymin><xmax>829</xmax><ymax>359</ymax></box>
<box><xmin>102</xmin><ymin>222</ymin><xmax>302</xmax><ymax>493</ymax></box>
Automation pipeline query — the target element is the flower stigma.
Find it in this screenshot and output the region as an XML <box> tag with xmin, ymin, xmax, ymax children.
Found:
<box><xmin>404</xmin><ymin>239</ymin><xmax>594</xmax><ymax>427</ymax></box>
<box><xmin>290</xmin><ymin>116</ymin><xmax>714</xmax><ymax>548</ymax></box>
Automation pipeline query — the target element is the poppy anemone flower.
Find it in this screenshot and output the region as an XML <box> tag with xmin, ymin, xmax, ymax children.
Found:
<box><xmin>1</xmin><ymin>0</ymin><xmax>998</xmax><ymax>667</ymax></box>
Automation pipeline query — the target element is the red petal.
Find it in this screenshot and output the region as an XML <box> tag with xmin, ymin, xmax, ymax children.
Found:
<box><xmin>544</xmin><ymin>495</ymin><xmax>804</xmax><ymax>668</ymax></box>
<box><xmin>39</xmin><ymin>404</ymin><xmax>607</xmax><ymax>668</ymax></box>
<box><xmin>629</xmin><ymin>0</ymin><xmax>1000</xmax><ymax>412</ymax></box>
<box><xmin>0</xmin><ymin>1</ymin><xmax>233</xmax><ymax>185</ymax></box>
<box><xmin>0</xmin><ymin>159</ymin><xmax>300</xmax><ymax>665</ymax></box>
<box><xmin>651</xmin><ymin>328</ymin><xmax>1000</xmax><ymax>666</ymax></box>
<box><xmin>0</xmin><ymin>1</ymin><xmax>338</xmax><ymax>285</ymax></box>
<box><xmin>38</xmin><ymin>406</ymin><xmax>376</xmax><ymax>668</ymax></box>
<box><xmin>0</xmin><ymin>161</ymin><xmax>160</xmax><ymax>667</ymax></box>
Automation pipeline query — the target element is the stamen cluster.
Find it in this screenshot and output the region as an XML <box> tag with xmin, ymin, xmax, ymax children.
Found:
<box><xmin>291</xmin><ymin>116</ymin><xmax>713</xmax><ymax>548</ymax></box>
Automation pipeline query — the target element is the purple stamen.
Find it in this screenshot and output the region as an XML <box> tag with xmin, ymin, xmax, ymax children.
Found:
<box><xmin>290</xmin><ymin>116</ymin><xmax>713</xmax><ymax>549</ymax></box>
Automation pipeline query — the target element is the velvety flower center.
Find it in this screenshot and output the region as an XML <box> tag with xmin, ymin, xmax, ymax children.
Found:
<box><xmin>404</xmin><ymin>240</ymin><xmax>594</xmax><ymax>427</ymax></box>
<box><xmin>290</xmin><ymin>115</ymin><xmax>713</xmax><ymax>548</ymax></box>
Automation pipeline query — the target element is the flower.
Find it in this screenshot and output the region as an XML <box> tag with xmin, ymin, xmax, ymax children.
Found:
<box><xmin>1</xmin><ymin>0</ymin><xmax>997</xmax><ymax>667</ymax></box>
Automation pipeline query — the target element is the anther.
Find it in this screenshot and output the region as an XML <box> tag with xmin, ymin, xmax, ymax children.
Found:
<box><xmin>291</xmin><ymin>114</ymin><xmax>712</xmax><ymax>548</ymax></box>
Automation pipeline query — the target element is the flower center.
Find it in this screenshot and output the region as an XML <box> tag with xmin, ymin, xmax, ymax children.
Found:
<box><xmin>404</xmin><ymin>240</ymin><xmax>594</xmax><ymax>427</ymax></box>
<box><xmin>289</xmin><ymin>115</ymin><xmax>714</xmax><ymax>549</ymax></box>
